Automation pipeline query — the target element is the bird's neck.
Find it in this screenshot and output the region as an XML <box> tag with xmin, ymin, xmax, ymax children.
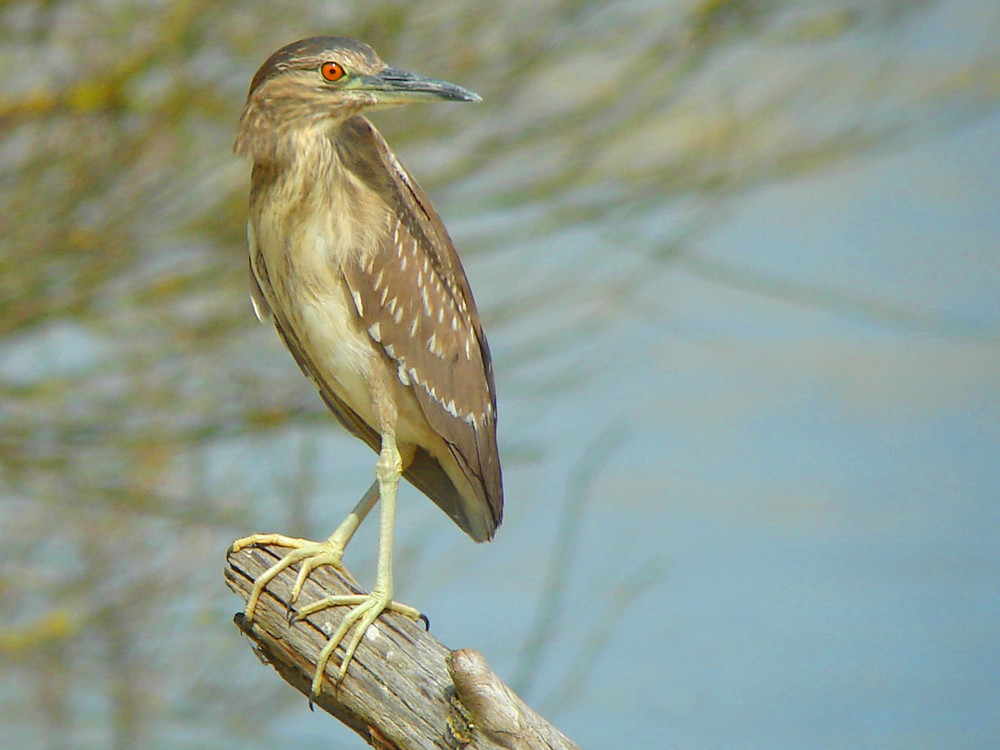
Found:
<box><xmin>248</xmin><ymin>119</ymin><xmax>391</xmax><ymax>273</ymax></box>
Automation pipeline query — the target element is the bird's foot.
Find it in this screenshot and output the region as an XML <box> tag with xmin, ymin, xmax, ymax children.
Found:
<box><xmin>230</xmin><ymin>533</ymin><xmax>348</xmax><ymax>623</ymax></box>
<box><xmin>293</xmin><ymin>589</ymin><xmax>421</xmax><ymax>696</ymax></box>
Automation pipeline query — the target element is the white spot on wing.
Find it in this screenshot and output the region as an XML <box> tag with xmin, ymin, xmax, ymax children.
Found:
<box><xmin>421</xmin><ymin>286</ymin><xmax>434</xmax><ymax>318</ymax></box>
<box><xmin>368</xmin><ymin>322</ymin><xmax>382</xmax><ymax>342</ymax></box>
<box><xmin>351</xmin><ymin>290</ymin><xmax>364</xmax><ymax>316</ymax></box>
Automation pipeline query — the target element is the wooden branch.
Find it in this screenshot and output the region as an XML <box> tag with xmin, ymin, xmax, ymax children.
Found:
<box><xmin>225</xmin><ymin>544</ymin><xmax>582</xmax><ymax>750</ymax></box>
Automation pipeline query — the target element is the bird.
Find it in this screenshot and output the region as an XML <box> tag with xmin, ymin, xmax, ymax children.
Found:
<box><xmin>229</xmin><ymin>37</ymin><xmax>502</xmax><ymax>696</ymax></box>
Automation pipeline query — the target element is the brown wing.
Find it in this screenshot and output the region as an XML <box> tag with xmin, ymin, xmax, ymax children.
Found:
<box><xmin>339</xmin><ymin>117</ymin><xmax>503</xmax><ymax>541</ymax></box>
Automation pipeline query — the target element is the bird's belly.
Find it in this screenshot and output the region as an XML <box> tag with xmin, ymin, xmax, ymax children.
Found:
<box><xmin>255</xmin><ymin>212</ymin><xmax>380</xmax><ymax>426</ymax></box>
<box><xmin>256</xmin><ymin>214</ymin><xmax>434</xmax><ymax>447</ymax></box>
<box><xmin>294</xmin><ymin>284</ymin><xmax>381</xmax><ymax>426</ymax></box>
<box><xmin>291</xmin><ymin>278</ymin><xmax>434</xmax><ymax>451</ymax></box>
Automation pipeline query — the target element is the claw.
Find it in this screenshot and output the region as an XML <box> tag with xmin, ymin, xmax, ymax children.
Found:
<box><xmin>310</xmin><ymin>591</ymin><xmax>389</xmax><ymax>695</ymax></box>
<box><xmin>297</xmin><ymin>591</ymin><xmax>422</xmax><ymax>696</ymax></box>
<box><xmin>233</xmin><ymin>534</ymin><xmax>348</xmax><ymax>624</ymax></box>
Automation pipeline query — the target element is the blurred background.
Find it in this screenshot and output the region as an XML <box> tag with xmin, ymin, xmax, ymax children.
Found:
<box><xmin>2</xmin><ymin>0</ymin><xmax>999</xmax><ymax>748</ymax></box>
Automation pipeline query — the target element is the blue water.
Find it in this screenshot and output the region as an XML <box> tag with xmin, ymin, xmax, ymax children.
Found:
<box><xmin>267</xmin><ymin>104</ymin><xmax>1000</xmax><ymax>750</ymax></box>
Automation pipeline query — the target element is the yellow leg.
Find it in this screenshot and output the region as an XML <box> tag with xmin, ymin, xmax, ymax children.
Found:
<box><xmin>292</xmin><ymin>431</ymin><xmax>420</xmax><ymax>696</ymax></box>
<box><xmin>231</xmin><ymin>480</ymin><xmax>380</xmax><ymax>623</ymax></box>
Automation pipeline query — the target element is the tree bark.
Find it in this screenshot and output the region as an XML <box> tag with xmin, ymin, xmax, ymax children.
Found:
<box><xmin>224</xmin><ymin>544</ymin><xmax>582</xmax><ymax>750</ymax></box>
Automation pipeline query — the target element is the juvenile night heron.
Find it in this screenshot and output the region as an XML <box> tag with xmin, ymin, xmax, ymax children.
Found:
<box><xmin>230</xmin><ymin>37</ymin><xmax>502</xmax><ymax>694</ymax></box>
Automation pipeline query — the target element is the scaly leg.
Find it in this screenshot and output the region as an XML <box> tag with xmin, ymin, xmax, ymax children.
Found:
<box><xmin>292</xmin><ymin>431</ymin><xmax>420</xmax><ymax>696</ymax></box>
<box><xmin>232</xmin><ymin>480</ymin><xmax>380</xmax><ymax>623</ymax></box>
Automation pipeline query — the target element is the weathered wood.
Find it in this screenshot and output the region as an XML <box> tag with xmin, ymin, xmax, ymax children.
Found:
<box><xmin>225</xmin><ymin>544</ymin><xmax>582</xmax><ymax>750</ymax></box>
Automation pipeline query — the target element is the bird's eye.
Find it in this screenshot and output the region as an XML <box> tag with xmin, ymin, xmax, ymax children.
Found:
<box><xmin>320</xmin><ymin>62</ymin><xmax>346</xmax><ymax>82</ymax></box>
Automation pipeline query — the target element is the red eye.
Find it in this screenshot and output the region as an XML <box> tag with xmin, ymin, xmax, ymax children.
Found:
<box><xmin>321</xmin><ymin>62</ymin><xmax>345</xmax><ymax>82</ymax></box>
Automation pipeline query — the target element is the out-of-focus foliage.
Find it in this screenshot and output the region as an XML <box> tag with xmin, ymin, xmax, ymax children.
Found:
<box><xmin>1</xmin><ymin>0</ymin><xmax>997</xmax><ymax>748</ymax></box>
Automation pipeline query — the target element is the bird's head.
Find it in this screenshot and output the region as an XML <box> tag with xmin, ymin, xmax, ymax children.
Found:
<box><xmin>235</xmin><ymin>37</ymin><xmax>480</xmax><ymax>163</ymax></box>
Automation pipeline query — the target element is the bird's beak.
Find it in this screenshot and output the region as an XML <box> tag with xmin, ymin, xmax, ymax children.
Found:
<box><xmin>355</xmin><ymin>67</ymin><xmax>482</xmax><ymax>104</ymax></box>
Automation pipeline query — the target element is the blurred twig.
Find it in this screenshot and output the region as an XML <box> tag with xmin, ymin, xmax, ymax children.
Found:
<box><xmin>511</xmin><ymin>423</ymin><xmax>630</xmax><ymax>695</ymax></box>
<box><xmin>544</xmin><ymin>561</ymin><xmax>664</xmax><ymax>715</ymax></box>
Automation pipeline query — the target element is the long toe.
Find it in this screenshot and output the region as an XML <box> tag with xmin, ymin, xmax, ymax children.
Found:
<box><xmin>237</xmin><ymin>537</ymin><xmax>346</xmax><ymax>622</ymax></box>
<box><xmin>294</xmin><ymin>593</ymin><xmax>420</xmax><ymax>621</ymax></box>
<box><xmin>308</xmin><ymin>589</ymin><xmax>420</xmax><ymax>696</ymax></box>
<box><xmin>230</xmin><ymin>532</ymin><xmax>313</xmax><ymax>554</ymax></box>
